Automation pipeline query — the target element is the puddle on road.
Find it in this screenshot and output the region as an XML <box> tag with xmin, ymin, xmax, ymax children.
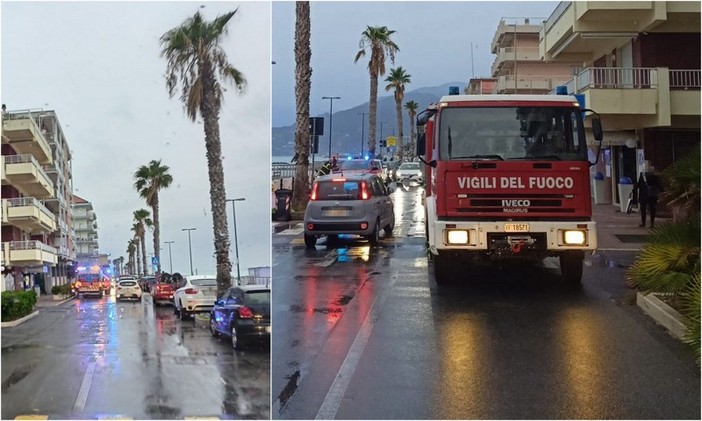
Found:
<box><xmin>277</xmin><ymin>370</ymin><xmax>301</xmax><ymax>413</ymax></box>
<box><xmin>1</xmin><ymin>364</ymin><xmax>34</xmax><ymax>392</ymax></box>
<box><xmin>588</xmin><ymin>252</ymin><xmax>633</xmax><ymax>269</ymax></box>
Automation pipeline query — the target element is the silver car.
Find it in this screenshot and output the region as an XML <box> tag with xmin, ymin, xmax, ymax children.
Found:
<box><xmin>396</xmin><ymin>162</ymin><xmax>423</xmax><ymax>183</ymax></box>
<box><xmin>173</xmin><ymin>275</ymin><xmax>218</xmax><ymax>320</ymax></box>
<box><xmin>303</xmin><ymin>173</ymin><xmax>395</xmax><ymax>248</ymax></box>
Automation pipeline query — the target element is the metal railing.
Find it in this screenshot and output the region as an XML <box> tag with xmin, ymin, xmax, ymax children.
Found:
<box><xmin>669</xmin><ymin>70</ymin><xmax>701</xmax><ymax>89</ymax></box>
<box><xmin>554</xmin><ymin>67</ymin><xmax>659</xmax><ymax>94</ymax></box>
<box><xmin>6</xmin><ymin>240</ymin><xmax>57</xmax><ymax>254</ymax></box>
<box><xmin>4</xmin><ymin>197</ymin><xmax>54</xmax><ymax>219</ymax></box>
<box><xmin>544</xmin><ymin>1</ymin><xmax>570</xmax><ymax>33</ymax></box>
<box><xmin>4</xmin><ymin>154</ymin><xmax>40</xmax><ymax>165</ymax></box>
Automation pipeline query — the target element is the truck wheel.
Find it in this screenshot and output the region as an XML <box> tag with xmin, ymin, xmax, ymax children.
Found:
<box><xmin>433</xmin><ymin>251</ymin><xmax>452</xmax><ymax>285</ymax></box>
<box><xmin>560</xmin><ymin>250</ymin><xmax>585</xmax><ymax>284</ymax></box>
<box><xmin>304</xmin><ymin>234</ymin><xmax>317</xmax><ymax>249</ymax></box>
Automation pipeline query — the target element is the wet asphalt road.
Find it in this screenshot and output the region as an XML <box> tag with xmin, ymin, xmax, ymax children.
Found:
<box><xmin>271</xmin><ymin>184</ymin><xmax>700</xmax><ymax>420</ymax></box>
<box><xmin>1</xmin><ymin>291</ymin><xmax>270</xmax><ymax>420</ymax></box>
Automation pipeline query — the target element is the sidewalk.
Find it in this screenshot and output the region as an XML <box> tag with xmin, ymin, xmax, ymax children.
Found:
<box><xmin>35</xmin><ymin>293</ymin><xmax>74</xmax><ymax>308</ymax></box>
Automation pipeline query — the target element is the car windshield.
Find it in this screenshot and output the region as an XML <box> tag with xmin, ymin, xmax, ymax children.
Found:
<box><xmin>119</xmin><ymin>281</ymin><xmax>137</xmax><ymax>287</ymax></box>
<box><xmin>340</xmin><ymin>160</ymin><xmax>370</xmax><ymax>170</ymax></box>
<box><xmin>191</xmin><ymin>278</ymin><xmax>217</xmax><ymax>286</ymax></box>
<box><xmin>399</xmin><ymin>163</ymin><xmax>419</xmax><ymax>170</ymax></box>
<box><xmin>316</xmin><ymin>180</ymin><xmax>361</xmax><ymax>200</ymax></box>
<box><xmin>80</xmin><ymin>274</ymin><xmax>101</xmax><ymax>282</ymax></box>
<box><xmin>245</xmin><ymin>290</ymin><xmax>270</xmax><ymax>305</ymax></box>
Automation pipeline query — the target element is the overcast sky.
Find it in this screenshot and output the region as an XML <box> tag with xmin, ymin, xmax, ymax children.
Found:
<box><xmin>272</xmin><ymin>1</ymin><xmax>559</xmax><ymax>127</ymax></box>
<box><xmin>2</xmin><ymin>1</ymin><xmax>271</xmax><ymax>276</ymax></box>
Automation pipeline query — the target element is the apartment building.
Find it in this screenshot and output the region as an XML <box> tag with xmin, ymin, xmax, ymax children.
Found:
<box><xmin>72</xmin><ymin>195</ymin><xmax>99</xmax><ymax>265</ymax></box>
<box><xmin>465</xmin><ymin>78</ymin><xmax>498</xmax><ymax>95</ymax></box>
<box><xmin>540</xmin><ymin>1</ymin><xmax>700</xmax><ymax>206</ymax></box>
<box><xmin>1</xmin><ymin>109</ymin><xmax>65</xmax><ymax>292</ymax></box>
<box><xmin>239</xmin><ymin>266</ymin><xmax>271</xmax><ymax>287</ymax></box>
<box><xmin>491</xmin><ymin>17</ymin><xmax>582</xmax><ymax>94</ymax></box>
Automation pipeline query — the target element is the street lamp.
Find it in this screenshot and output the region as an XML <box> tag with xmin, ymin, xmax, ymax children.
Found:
<box><xmin>165</xmin><ymin>241</ymin><xmax>175</xmax><ymax>273</ymax></box>
<box><xmin>379</xmin><ymin>121</ymin><xmax>386</xmax><ymax>157</ymax></box>
<box><xmin>358</xmin><ymin>112</ymin><xmax>368</xmax><ymax>156</ymax></box>
<box><xmin>226</xmin><ymin>198</ymin><xmax>245</xmax><ymax>285</ymax></box>
<box><xmin>181</xmin><ymin>228</ymin><xmax>196</xmax><ymax>275</ymax></box>
<box><xmin>322</xmin><ymin>96</ymin><xmax>341</xmax><ymax>159</ymax></box>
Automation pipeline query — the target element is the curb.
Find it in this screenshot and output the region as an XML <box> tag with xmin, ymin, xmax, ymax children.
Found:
<box><xmin>636</xmin><ymin>292</ymin><xmax>688</xmax><ymax>340</ymax></box>
<box><xmin>36</xmin><ymin>295</ymin><xmax>75</xmax><ymax>308</ymax></box>
<box><xmin>1</xmin><ymin>310</ymin><xmax>39</xmax><ymax>328</ymax></box>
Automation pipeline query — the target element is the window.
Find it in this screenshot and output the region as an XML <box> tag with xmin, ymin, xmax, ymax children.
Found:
<box><xmin>245</xmin><ymin>290</ymin><xmax>270</xmax><ymax>305</ymax></box>
<box><xmin>317</xmin><ymin>180</ymin><xmax>361</xmax><ymax>200</ymax></box>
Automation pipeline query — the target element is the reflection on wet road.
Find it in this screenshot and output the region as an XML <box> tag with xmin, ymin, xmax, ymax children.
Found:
<box><xmin>272</xmin><ymin>184</ymin><xmax>699</xmax><ymax>420</ymax></box>
<box><xmin>1</xmin><ymin>292</ymin><xmax>269</xmax><ymax>420</ymax></box>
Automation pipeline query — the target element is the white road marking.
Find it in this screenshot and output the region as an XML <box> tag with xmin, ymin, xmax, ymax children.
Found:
<box><xmin>315</xmin><ymin>275</ymin><xmax>397</xmax><ymax>419</ymax></box>
<box><xmin>73</xmin><ymin>361</ymin><xmax>96</xmax><ymax>413</ymax></box>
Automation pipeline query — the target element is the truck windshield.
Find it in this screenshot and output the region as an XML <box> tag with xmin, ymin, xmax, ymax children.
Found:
<box><xmin>438</xmin><ymin>106</ymin><xmax>587</xmax><ymax>161</ymax></box>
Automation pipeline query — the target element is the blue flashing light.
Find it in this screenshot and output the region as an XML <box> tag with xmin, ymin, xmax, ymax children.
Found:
<box><xmin>364</xmin><ymin>156</ymin><xmax>369</xmax><ymax>160</ymax></box>
<box><xmin>448</xmin><ymin>86</ymin><xmax>460</xmax><ymax>95</ymax></box>
<box><xmin>77</xmin><ymin>266</ymin><xmax>87</xmax><ymax>271</ymax></box>
<box><xmin>347</xmin><ymin>156</ymin><xmax>352</xmax><ymax>160</ymax></box>
<box><xmin>555</xmin><ymin>85</ymin><xmax>568</xmax><ymax>95</ymax></box>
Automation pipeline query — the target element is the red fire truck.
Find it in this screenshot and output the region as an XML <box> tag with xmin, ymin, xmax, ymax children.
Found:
<box><xmin>73</xmin><ymin>264</ymin><xmax>110</xmax><ymax>298</ymax></box>
<box><xmin>416</xmin><ymin>88</ymin><xmax>603</xmax><ymax>284</ymax></box>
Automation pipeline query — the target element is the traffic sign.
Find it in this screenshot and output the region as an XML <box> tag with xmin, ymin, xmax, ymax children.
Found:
<box><xmin>386</xmin><ymin>136</ymin><xmax>397</xmax><ymax>147</ymax></box>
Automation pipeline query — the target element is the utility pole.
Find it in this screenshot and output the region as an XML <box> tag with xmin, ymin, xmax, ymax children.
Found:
<box><xmin>322</xmin><ymin>96</ymin><xmax>341</xmax><ymax>159</ymax></box>
<box><xmin>181</xmin><ymin>228</ymin><xmax>196</xmax><ymax>276</ymax></box>
<box><xmin>165</xmin><ymin>241</ymin><xmax>175</xmax><ymax>273</ymax></box>
<box><xmin>226</xmin><ymin>198</ymin><xmax>245</xmax><ymax>286</ymax></box>
<box><xmin>358</xmin><ymin>112</ymin><xmax>367</xmax><ymax>156</ymax></box>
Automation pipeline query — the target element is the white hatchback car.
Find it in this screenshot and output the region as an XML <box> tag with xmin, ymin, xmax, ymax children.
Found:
<box><xmin>116</xmin><ymin>278</ymin><xmax>142</xmax><ymax>301</ymax></box>
<box><xmin>173</xmin><ymin>275</ymin><xmax>219</xmax><ymax>320</ymax></box>
<box><xmin>396</xmin><ymin>162</ymin><xmax>423</xmax><ymax>184</ymax></box>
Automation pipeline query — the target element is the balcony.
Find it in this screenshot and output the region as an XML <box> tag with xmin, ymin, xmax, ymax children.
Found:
<box><xmin>491</xmin><ymin>17</ymin><xmax>544</xmax><ymax>53</ymax></box>
<box><xmin>492</xmin><ymin>47</ymin><xmax>542</xmax><ymax>75</ymax></box>
<box><xmin>2</xmin><ymin>154</ymin><xmax>55</xmax><ymax>198</ymax></box>
<box><xmin>496</xmin><ymin>74</ymin><xmax>573</xmax><ymax>94</ymax></box>
<box><xmin>1</xmin><ymin>197</ymin><xmax>57</xmax><ymax>233</ymax></box>
<box><xmin>2</xmin><ymin>115</ymin><xmax>53</xmax><ymax>164</ymax></box>
<box><xmin>554</xmin><ymin>67</ymin><xmax>700</xmax><ymax>130</ymax></box>
<box><xmin>2</xmin><ymin>240</ymin><xmax>58</xmax><ymax>267</ymax></box>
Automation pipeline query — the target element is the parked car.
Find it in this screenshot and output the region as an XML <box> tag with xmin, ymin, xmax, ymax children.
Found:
<box><xmin>173</xmin><ymin>275</ymin><xmax>218</xmax><ymax>320</ymax></box>
<box><xmin>396</xmin><ymin>161</ymin><xmax>423</xmax><ymax>184</ymax></box>
<box><xmin>337</xmin><ymin>158</ymin><xmax>383</xmax><ymax>177</ymax></box>
<box><xmin>382</xmin><ymin>159</ymin><xmax>400</xmax><ymax>182</ymax></box>
<box><xmin>151</xmin><ymin>273</ymin><xmax>176</xmax><ymax>306</ymax></box>
<box><xmin>209</xmin><ymin>285</ymin><xmax>271</xmax><ymax>350</ymax></box>
<box><xmin>142</xmin><ymin>276</ymin><xmax>156</xmax><ymax>293</ymax></box>
<box><xmin>303</xmin><ymin>173</ymin><xmax>395</xmax><ymax>248</ymax></box>
<box><xmin>116</xmin><ymin>278</ymin><xmax>142</xmax><ymax>302</ymax></box>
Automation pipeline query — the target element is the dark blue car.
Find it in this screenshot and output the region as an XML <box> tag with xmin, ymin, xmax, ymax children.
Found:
<box><xmin>209</xmin><ymin>284</ymin><xmax>270</xmax><ymax>350</ymax></box>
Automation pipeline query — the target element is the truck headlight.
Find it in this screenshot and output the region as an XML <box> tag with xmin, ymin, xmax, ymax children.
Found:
<box><xmin>563</xmin><ymin>230</ymin><xmax>586</xmax><ymax>245</ymax></box>
<box><xmin>447</xmin><ymin>230</ymin><xmax>469</xmax><ymax>244</ymax></box>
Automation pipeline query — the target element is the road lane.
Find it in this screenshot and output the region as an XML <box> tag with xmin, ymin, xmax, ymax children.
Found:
<box><xmin>2</xmin><ymin>292</ymin><xmax>269</xmax><ymax>420</ymax></box>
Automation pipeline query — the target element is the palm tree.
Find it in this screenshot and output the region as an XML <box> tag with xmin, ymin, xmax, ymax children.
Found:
<box><xmin>384</xmin><ymin>67</ymin><xmax>411</xmax><ymax>160</ymax></box>
<box><xmin>292</xmin><ymin>1</ymin><xmax>312</xmax><ymax>212</ymax></box>
<box><xmin>354</xmin><ymin>25</ymin><xmax>399</xmax><ymax>158</ymax></box>
<box><xmin>133</xmin><ymin>209</ymin><xmax>152</xmax><ymax>276</ymax></box>
<box><xmin>128</xmin><ymin>233</ymin><xmax>140</xmax><ymax>276</ymax></box>
<box><xmin>161</xmin><ymin>10</ymin><xmax>245</xmax><ymax>295</ymax></box>
<box><xmin>134</xmin><ymin>160</ymin><xmax>173</xmax><ymax>273</ymax></box>
<box><xmin>405</xmin><ymin>100</ymin><xmax>419</xmax><ymax>161</ymax></box>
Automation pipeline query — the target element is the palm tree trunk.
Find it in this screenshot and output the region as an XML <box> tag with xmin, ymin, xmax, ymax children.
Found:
<box><xmin>152</xmin><ymin>195</ymin><xmax>161</xmax><ymax>272</ymax></box>
<box><xmin>292</xmin><ymin>1</ymin><xmax>312</xmax><ymax>212</ymax></box>
<box><xmin>395</xmin><ymin>97</ymin><xmax>403</xmax><ymax>160</ymax></box>
<box><xmin>135</xmin><ymin>244</ymin><xmax>142</xmax><ymax>276</ymax></box>
<box><xmin>141</xmin><ymin>234</ymin><xmax>147</xmax><ymax>276</ymax></box>
<box><xmin>200</xmin><ymin>61</ymin><xmax>233</xmax><ymax>296</ymax></box>
<box><xmin>368</xmin><ymin>71</ymin><xmax>378</xmax><ymax>156</ymax></box>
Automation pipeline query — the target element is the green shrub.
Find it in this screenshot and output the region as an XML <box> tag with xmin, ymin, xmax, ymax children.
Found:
<box><xmin>1</xmin><ymin>291</ymin><xmax>37</xmax><ymax>322</ymax></box>
<box><xmin>51</xmin><ymin>284</ymin><xmax>73</xmax><ymax>296</ymax></box>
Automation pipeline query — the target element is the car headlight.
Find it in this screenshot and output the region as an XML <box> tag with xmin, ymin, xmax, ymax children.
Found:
<box><xmin>447</xmin><ymin>230</ymin><xmax>469</xmax><ymax>244</ymax></box>
<box><xmin>563</xmin><ymin>230</ymin><xmax>586</xmax><ymax>245</ymax></box>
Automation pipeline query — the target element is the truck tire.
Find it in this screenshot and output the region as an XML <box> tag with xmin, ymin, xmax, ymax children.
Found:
<box><xmin>560</xmin><ymin>250</ymin><xmax>585</xmax><ymax>284</ymax></box>
<box><xmin>433</xmin><ymin>251</ymin><xmax>452</xmax><ymax>285</ymax></box>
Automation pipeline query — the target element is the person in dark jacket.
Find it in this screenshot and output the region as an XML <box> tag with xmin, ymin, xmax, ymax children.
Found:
<box><xmin>633</xmin><ymin>172</ymin><xmax>661</xmax><ymax>228</ymax></box>
<box><xmin>316</xmin><ymin>160</ymin><xmax>332</xmax><ymax>177</ymax></box>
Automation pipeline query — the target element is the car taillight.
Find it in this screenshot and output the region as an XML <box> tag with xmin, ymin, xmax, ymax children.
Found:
<box><xmin>75</xmin><ymin>282</ymin><xmax>81</xmax><ymax>288</ymax></box>
<box><xmin>184</xmin><ymin>288</ymin><xmax>198</xmax><ymax>295</ymax></box>
<box><xmin>310</xmin><ymin>182</ymin><xmax>319</xmax><ymax>201</ymax></box>
<box><xmin>239</xmin><ymin>306</ymin><xmax>254</xmax><ymax>319</ymax></box>
<box><xmin>360</xmin><ymin>181</ymin><xmax>370</xmax><ymax>200</ymax></box>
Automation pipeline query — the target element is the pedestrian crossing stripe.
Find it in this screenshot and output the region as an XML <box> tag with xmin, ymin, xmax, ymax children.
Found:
<box><xmin>14</xmin><ymin>416</ymin><xmax>48</xmax><ymax>420</ymax></box>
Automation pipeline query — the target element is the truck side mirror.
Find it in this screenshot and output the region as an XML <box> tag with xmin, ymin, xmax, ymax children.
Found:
<box><xmin>592</xmin><ymin>118</ymin><xmax>603</xmax><ymax>141</ymax></box>
<box><xmin>416</xmin><ymin>132</ymin><xmax>426</xmax><ymax>156</ymax></box>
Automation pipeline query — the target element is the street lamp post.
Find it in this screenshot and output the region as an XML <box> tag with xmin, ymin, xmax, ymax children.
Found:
<box><xmin>165</xmin><ymin>241</ymin><xmax>175</xmax><ymax>273</ymax></box>
<box><xmin>226</xmin><ymin>198</ymin><xmax>245</xmax><ymax>285</ymax></box>
<box><xmin>181</xmin><ymin>228</ymin><xmax>196</xmax><ymax>276</ymax></box>
<box><xmin>322</xmin><ymin>96</ymin><xmax>341</xmax><ymax>159</ymax></box>
<box><xmin>358</xmin><ymin>112</ymin><xmax>367</xmax><ymax>156</ymax></box>
<box><xmin>379</xmin><ymin>121</ymin><xmax>386</xmax><ymax>158</ymax></box>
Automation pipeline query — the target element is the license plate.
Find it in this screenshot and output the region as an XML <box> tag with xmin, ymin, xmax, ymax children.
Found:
<box><xmin>323</xmin><ymin>208</ymin><xmax>349</xmax><ymax>217</ymax></box>
<box><xmin>504</xmin><ymin>223</ymin><xmax>529</xmax><ymax>232</ymax></box>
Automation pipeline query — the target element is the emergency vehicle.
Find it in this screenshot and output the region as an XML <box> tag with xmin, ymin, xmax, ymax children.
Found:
<box><xmin>73</xmin><ymin>264</ymin><xmax>110</xmax><ymax>297</ymax></box>
<box><xmin>416</xmin><ymin>87</ymin><xmax>603</xmax><ymax>284</ymax></box>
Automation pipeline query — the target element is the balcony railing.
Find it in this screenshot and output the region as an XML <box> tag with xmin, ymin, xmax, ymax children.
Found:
<box><xmin>669</xmin><ymin>70</ymin><xmax>701</xmax><ymax>90</ymax></box>
<box><xmin>554</xmin><ymin>67</ymin><xmax>659</xmax><ymax>94</ymax></box>
<box><xmin>544</xmin><ymin>1</ymin><xmax>570</xmax><ymax>33</ymax></box>
<box><xmin>5</xmin><ymin>197</ymin><xmax>54</xmax><ymax>218</ymax></box>
<box><xmin>8</xmin><ymin>240</ymin><xmax>57</xmax><ymax>254</ymax></box>
<box><xmin>4</xmin><ymin>153</ymin><xmax>41</xmax><ymax>165</ymax></box>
